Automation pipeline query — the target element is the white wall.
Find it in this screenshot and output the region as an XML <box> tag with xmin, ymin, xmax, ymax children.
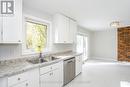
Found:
<box><xmin>91</xmin><ymin>29</ymin><xmax>117</xmax><ymax>61</ymax></box>
<box><xmin>0</xmin><ymin>8</ymin><xmax>73</xmax><ymax>59</ymax></box>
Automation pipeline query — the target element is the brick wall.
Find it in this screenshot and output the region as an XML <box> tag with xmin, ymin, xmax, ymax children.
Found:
<box><xmin>118</xmin><ymin>27</ymin><xmax>130</xmax><ymax>61</ymax></box>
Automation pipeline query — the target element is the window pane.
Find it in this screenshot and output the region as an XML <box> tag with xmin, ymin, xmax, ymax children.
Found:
<box><xmin>26</xmin><ymin>21</ymin><xmax>47</xmax><ymax>52</ymax></box>
<box><xmin>76</xmin><ymin>35</ymin><xmax>84</xmax><ymax>53</ymax></box>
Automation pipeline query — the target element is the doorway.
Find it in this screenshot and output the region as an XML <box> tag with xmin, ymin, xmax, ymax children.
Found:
<box><xmin>76</xmin><ymin>34</ymin><xmax>88</xmax><ymax>61</ymax></box>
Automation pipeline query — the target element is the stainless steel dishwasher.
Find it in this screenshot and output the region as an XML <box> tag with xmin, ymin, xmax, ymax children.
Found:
<box><xmin>64</xmin><ymin>57</ymin><xmax>75</xmax><ymax>85</ymax></box>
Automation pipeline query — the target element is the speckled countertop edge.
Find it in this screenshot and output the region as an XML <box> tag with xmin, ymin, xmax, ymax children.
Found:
<box><xmin>0</xmin><ymin>52</ymin><xmax>82</xmax><ymax>78</ymax></box>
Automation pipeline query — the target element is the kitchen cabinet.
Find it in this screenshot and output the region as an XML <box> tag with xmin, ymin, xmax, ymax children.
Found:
<box><xmin>0</xmin><ymin>0</ymin><xmax>2</xmax><ymax>42</ymax></box>
<box><xmin>27</xmin><ymin>68</ymin><xmax>40</xmax><ymax>87</ymax></box>
<box><xmin>0</xmin><ymin>68</ymin><xmax>39</xmax><ymax>87</ymax></box>
<box><xmin>0</xmin><ymin>16</ymin><xmax>2</xmax><ymax>42</ymax></box>
<box><xmin>40</xmin><ymin>69</ymin><xmax>60</xmax><ymax>87</ymax></box>
<box><xmin>69</xmin><ymin>19</ymin><xmax>77</xmax><ymax>43</ymax></box>
<box><xmin>53</xmin><ymin>14</ymin><xmax>77</xmax><ymax>44</ymax></box>
<box><xmin>1</xmin><ymin>0</ymin><xmax>22</xmax><ymax>43</ymax></box>
<box><xmin>8</xmin><ymin>71</ymin><xmax>29</xmax><ymax>87</ymax></box>
<box><xmin>40</xmin><ymin>61</ymin><xmax>63</xmax><ymax>87</ymax></box>
<box><xmin>11</xmin><ymin>81</ymin><xmax>29</xmax><ymax>87</ymax></box>
<box><xmin>75</xmin><ymin>55</ymin><xmax>82</xmax><ymax>76</ymax></box>
<box><xmin>0</xmin><ymin>78</ymin><xmax>8</xmax><ymax>87</ymax></box>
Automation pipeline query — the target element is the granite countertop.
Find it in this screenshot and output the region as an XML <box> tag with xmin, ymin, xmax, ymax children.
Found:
<box><xmin>52</xmin><ymin>52</ymin><xmax>82</xmax><ymax>60</ymax></box>
<box><xmin>0</xmin><ymin>52</ymin><xmax>82</xmax><ymax>78</ymax></box>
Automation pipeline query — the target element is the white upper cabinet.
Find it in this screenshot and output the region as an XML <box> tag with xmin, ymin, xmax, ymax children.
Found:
<box><xmin>1</xmin><ymin>0</ymin><xmax>22</xmax><ymax>43</ymax></box>
<box><xmin>0</xmin><ymin>0</ymin><xmax>2</xmax><ymax>42</ymax></box>
<box><xmin>0</xmin><ymin>16</ymin><xmax>2</xmax><ymax>42</ymax></box>
<box><xmin>69</xmin><ymin>19</ymin><xmax>77</xmax><ymax>43</ymax></box>
<box><xmin>53</xmin><ymin>14</ymin><xmax>77</xmax><ymax>44</ymax></box>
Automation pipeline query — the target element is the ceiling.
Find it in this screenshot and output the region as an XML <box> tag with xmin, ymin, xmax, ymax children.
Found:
<box><xmin>23</xmin><ymin>0</ymin><xmax>130</xmax><ymax>31</ymax></box>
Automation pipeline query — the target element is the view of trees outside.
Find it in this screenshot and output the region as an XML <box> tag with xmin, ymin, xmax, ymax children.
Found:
<box><xmin>26</xmin><ymin>21</ymin><xmax>47</xmax><ymax>52</ymax></box>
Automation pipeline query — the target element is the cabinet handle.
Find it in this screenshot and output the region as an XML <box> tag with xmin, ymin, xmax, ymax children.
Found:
<box><xmin>18</xmin><ymin>78</ymin><xmax>20</xmax><ymax>81</ymax></box>
<box><xmin>26</xmin><ymin>83</ymin><xmax>28</xmax><ymax>86</ymax></box>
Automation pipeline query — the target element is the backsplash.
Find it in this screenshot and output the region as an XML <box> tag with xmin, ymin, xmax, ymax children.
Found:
<box><xmin>0</xmin><ymin>44</ymin><xmax>73</xmax><ymax>60</ymax></box>
<box><xmin>0</xmin><ymin>45</ymin><xmax>21</xmax><ymax>59</ymax></box>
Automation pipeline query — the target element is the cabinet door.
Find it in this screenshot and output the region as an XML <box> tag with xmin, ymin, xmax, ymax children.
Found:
<box><xmin>51</xmin><ymin>69</ymin><xmax>60</xmax><ymax>87</ymax></box>
<box><xmin>40</xmin><ymin>72</ymin><xmax>52</xmax><ymax>87</ymax></box>
<box><xmin>59</xmin><ymin>61</ymin><xmax>63</xmax><ymax>87</ymax></box>
<box><xmin>0</xmin><ymin>0</ymin><xmax>2</xmax><ymax>42</ymax></box>
<box><xmin>0</xmin><ymin>78</ymin><xmax>8</xmax><ymax>87</ymax></box>
<box><xmin>2</xmin><ymin>0</ymin><xmax>22</xmax><ymax>43</ymax></box>
<box><xmin>69</xmin><ymin>19</ymin><xmax>77</xmax><ymax>43</ymax></box>
<box><xmin>40</xmin><ymin>69</ymin><xmax>60</xmax><ymax>87</ymax></box>
<box><xmin>54</xmin><ymin>14</ymin><xmax>69</xmax><ymax>43</ymax></box>
<box><xmin>11</xmin><ymin>81</ymin><xmax>29</xmax><ymax>87</ymax></box>
<box><xmin>0</xmin><ymin>14</ymin><xmax>2</xmax><ymax>43</ymax></box>
<box><xmin>75</xmin><ymin>56</ymin><xmax>82</xmax><ymax>76</ymax></box>
<box><xmin>27</xmin><ymin>68</ymin><xmax>39</xmax><ymax>87</ymax></box>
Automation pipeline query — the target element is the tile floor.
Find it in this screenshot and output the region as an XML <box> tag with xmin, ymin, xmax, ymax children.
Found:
<box><xmin>64</xmin><ymin>59</ymin><xmax>130</xmax><ymax>87</ymax></box>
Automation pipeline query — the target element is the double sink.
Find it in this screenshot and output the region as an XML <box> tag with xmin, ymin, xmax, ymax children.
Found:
<box><xmin>27</xmin><ymin>56</ymin><xmax>59</xmax><ymax>64</ymax></box>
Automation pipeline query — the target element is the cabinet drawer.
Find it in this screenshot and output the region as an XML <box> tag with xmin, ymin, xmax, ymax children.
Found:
<box><xmin>8</xmin><ymin>72</ymin><xmax>28</xmax><ymax>87</ymax></box>
<box><xmin>11</xmin><ymin>81</ymin><xmax>29</xmax><ymax>87</ymax></box>
<box><xmin>40</xmin><ymin>62</ymin><xmax>60</xmax><ymax>75</ymax></box>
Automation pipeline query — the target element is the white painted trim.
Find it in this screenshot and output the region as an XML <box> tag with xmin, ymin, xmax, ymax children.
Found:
<box><xmin>90</xmin><ymin>57</ymin><xmax>117</xmax><ymax>61</ymax></box>
<box><xmin>77</xmin><ymin>32</ymin><xmax>88</xmax><ymax>36</ymax></box>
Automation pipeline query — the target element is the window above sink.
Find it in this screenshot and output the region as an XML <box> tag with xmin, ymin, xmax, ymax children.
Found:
<box><xmin>22</xmin><ymin>15</ymin><xmax>51</xmax><ymax>55</ymax></box>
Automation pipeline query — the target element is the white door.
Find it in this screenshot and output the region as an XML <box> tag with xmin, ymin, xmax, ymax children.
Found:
<box><xmin>11</xmin><ymin>81</ymin><xmax>29</xmax><ymax>87</ymax></box>
<box><xmin>2</xmin><ymin>0</ymin><xmax>22</xmax><ymax>43</ymax></box>
<box><xmin>76</xmin><ymin>34</ymin><xmax>88</xmax><ymax>61</ymax></box>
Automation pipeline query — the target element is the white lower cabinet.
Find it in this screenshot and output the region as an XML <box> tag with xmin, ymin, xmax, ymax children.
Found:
<box><xmin>27</xmin><ymin>68</ymin><xmax>39</xmax><ymax>87</ymax></box>
<box><xmin>0</xmin><ymin>61</ymin><xmax>63</xmax><ymax>87</ymax></box>
<box><xmin>75</xmin><ymin>55</ymin><xmax>82</xmax><ymax>76</ymax></box>
<box><xmin>11</xmin><ymin>81</ymin><xmax>29</xmax><ymax>87</ymax></box>
<box><xmin>0</xmin><ymin>68</ymin><xmax>39</xmax><ymax>87</ymax></box>
<box><xmin>40</xmin><ymin>61</ymin><xmax>63</xmax><ymax>87</ymax></box>
<box><xmin>40</xmin><ymin>69</ymin><xmax>59</xmax><ymax>87</ymax></box>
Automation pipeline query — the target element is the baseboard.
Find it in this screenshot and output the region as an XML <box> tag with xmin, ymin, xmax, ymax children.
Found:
<box><xmin>90</xmin><ymin>57</ymin><xmax>117</xmax><ymax>62</ymax></box>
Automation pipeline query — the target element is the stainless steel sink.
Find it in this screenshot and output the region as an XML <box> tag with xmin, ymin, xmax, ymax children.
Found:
<box><xmin>27</xmin><ymin>56</ymin><xmax>59</xmax><ymax>64</ymax></box>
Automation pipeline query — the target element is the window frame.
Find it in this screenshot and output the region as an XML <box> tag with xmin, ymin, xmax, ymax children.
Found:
<box><xmin>22</xmin><ymin>15</ymin><xmax>51</xmax><ymax>55</ymax></box>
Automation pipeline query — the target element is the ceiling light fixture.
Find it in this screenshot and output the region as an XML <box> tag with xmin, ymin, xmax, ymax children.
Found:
<box><xmin>110</xmin><ymin>21</ymin><xmax>121</xmax><ymax>28</ymax></box>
